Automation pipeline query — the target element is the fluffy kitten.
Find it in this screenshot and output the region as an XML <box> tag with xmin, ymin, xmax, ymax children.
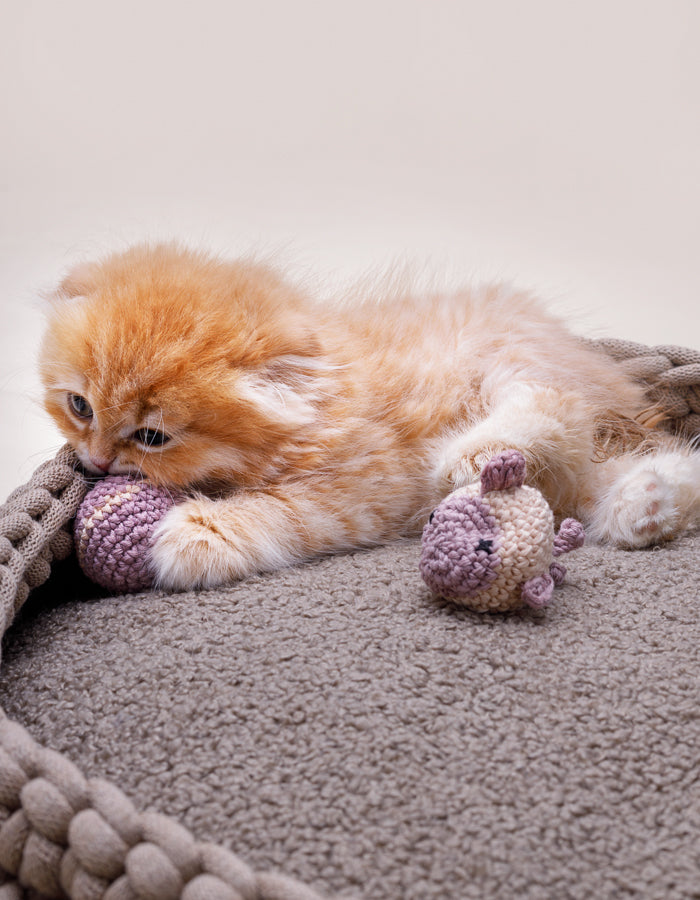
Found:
<box><xmin>39</xmin><ymin>244</ymin><xmax>700</xmax><ymax>590</ymax></box>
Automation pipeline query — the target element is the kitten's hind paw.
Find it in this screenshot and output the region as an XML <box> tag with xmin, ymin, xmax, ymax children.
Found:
<box><xmin>590</xmin><ymin>468</ymin><xmax>681</xmax><ymax>549</ymax></box>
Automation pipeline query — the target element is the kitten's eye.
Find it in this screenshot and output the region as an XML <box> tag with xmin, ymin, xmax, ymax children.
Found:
<box><xmin>131</xmin><ymin>428</ymin><xmax>171</xmax><ymax>448</ymax></box>
<box><xmin>68</xmin><ymin>393</ymin><xmax>93</xmax><ymax>420</ymax></box>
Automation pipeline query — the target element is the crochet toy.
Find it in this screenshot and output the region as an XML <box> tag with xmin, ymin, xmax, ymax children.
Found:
<box><xmin>74</xmin><ymin>475</ymin><xmax>179</xmax><ymax>593</ymax></box>
<box><xmin>420</xmin><ymin>449</ymin><xmax>585</xmax><ymax>612</ymax></box>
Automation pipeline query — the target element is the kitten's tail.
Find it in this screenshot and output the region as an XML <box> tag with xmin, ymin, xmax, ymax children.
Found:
<box><xmin>593</xmin><ymin>405</ymin><xmax>677</xmax><ymax>461</ymax></box>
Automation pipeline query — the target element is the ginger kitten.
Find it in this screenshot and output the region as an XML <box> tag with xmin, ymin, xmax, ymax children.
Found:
<box><xmin>39</xmin><ymin>244</ymin><xmax>700</xmax><ymax>590</ymax></box>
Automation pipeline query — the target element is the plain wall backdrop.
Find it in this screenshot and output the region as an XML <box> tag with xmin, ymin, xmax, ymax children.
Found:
<box><xmin>1</xmin><ymin>0</ymin><xmax>699</xmax><ymax>500</ymax></box>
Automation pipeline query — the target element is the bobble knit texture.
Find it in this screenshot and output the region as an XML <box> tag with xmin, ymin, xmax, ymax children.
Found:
<box><xmin>74</xmin><ymin>477</ymin><xmax>177</xmax><ymax>593</ymax></box>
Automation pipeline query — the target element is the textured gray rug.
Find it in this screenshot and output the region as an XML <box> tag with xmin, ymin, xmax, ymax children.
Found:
<box><xmin>2</xmin><ymin>523</ymin><xmax>700</xmax><ymax>899</ymax></box>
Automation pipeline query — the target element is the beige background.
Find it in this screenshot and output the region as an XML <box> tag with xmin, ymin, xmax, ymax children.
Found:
<box><xmin>1</xmin><ymin>0</ymin><xmax>698</xmax><ymax>500</ymax></box>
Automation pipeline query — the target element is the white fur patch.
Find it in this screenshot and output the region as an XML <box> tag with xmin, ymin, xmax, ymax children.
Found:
<box><xmin>150</xmin><ymin>495</ymin><xmax>300</xmax><ymax>590</ymax></box>
<box><xmin>236</xmin><ymin>371</ymin><xmax>316</xmax><ymax>427</ymax></box>
<box><xmin>589</xmin><ymin>451</ymin><xmax>700</xmax><ymax>548</ymax></box>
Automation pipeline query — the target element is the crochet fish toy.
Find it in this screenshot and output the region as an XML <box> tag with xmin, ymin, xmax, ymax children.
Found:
<box><xmin>420</xmin><ymin>449</ymin><xmax>585</xmax><ymax>612</ymax></box>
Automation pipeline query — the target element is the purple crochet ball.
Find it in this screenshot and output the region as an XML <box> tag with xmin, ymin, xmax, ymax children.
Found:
<box><xmin>74</xmin><ymin>475</ymin><xmax>177</xmax><ymax>593</ymax></box>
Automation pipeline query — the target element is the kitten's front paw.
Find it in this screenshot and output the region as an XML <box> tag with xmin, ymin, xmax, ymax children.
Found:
<box><xmin>150</xmin><ymin>498</ymin><xmax>246</xmax><ymax>591</ymax></box>
<box><xmin>594</xmin><ymin>468</ymin><xmax>680</xmax><ymax>549</ymax></box>
<box><xmin>436</xmin><ymin>438</ymin><xmax>511</xmax><ymax>491</ymax></box>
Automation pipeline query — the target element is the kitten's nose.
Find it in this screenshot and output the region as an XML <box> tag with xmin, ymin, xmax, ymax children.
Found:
<box><xmin>90</xmin><ymin>456</ymin><xmax>115</xmax><ymax>473</ymax></box>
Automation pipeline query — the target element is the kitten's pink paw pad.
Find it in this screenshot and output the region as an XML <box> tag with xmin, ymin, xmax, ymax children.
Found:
<box><xmin>609</xmin><ymin>470</ymin><xmax>679</xmax><ymax>548</ymax></box>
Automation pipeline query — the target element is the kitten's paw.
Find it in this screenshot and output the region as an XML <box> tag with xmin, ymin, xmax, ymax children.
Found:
<box><xmin>593</xmin><ymin>468</ymin><xmax>681</xmax><ymax>549</ymax></box>
<box><xmin>436</xmin><ymin>438</ymin><xmax>512</xmax><ymax>491</ymax></box>
<box><xmin>150</xmin><ymin>498</ymin><xmax>246</xmax><ymax>591</ymax></box>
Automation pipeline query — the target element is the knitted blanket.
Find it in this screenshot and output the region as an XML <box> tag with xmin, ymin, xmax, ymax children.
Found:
<box><xmin>0</xmin><ymin>340</ymin><xmax>699</xmax><ymax>899</ymax></box>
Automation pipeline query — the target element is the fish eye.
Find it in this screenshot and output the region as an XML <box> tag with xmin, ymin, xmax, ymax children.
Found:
<box><xmin>477</xmin><ymin>538</ymin><xmax>494</xmax><ymax>553</ymax></box>
<box><xmin>131</xmin><ymin>428</ymin><xmax>171</xmax><ymax>448</ymax></box>
<box><xmin>68</xmin><ymin>393</ymin><xmax>93</xmax><ymax>420</ymax></box>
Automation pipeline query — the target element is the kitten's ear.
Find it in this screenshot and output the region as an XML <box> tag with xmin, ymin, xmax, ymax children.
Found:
<box><xmin>235</xmin><ymin>354</ymin><xmax>332</xmax><ymax>428</ymax></box>
<box><xmin>55</xmin><ymin>261</ymin><xmax>99</xmax><ymax>300</ymax></box>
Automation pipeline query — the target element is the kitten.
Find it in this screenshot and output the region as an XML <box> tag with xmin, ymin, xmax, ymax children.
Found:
<box><xmin>39</xmin><ymin>243</ymin><xmax>700</xmax><ymax>590</ymax></box>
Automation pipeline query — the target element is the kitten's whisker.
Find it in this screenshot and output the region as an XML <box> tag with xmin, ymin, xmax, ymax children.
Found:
<box><xmin>94</xmin><ymin>401</ymin><xmax>134</xmax><ymax>415</ymax></box>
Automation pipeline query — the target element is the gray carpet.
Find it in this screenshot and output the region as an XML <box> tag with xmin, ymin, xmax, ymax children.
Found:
<box><xmin>1</xmin><ymin>529</ymin><xmax>700</xmax><ymax>899</ymax></box>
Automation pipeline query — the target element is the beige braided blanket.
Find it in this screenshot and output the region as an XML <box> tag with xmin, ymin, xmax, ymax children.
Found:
<box><xmin>0</xmin><ymin>339</ymin><xmax>699</xmax><ymax>898</ymax></box>
<box><xmin>0</xmin><ymin>448</ymin><xmax>329</xmax><ymax>899</ymax></box>
<box><xmin>588</xmin><ymin>338</ymin><xmax>700</xmax><ymax>436</ymax></box>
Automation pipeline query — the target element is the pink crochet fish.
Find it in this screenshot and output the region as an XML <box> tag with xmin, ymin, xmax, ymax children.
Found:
<box><xmin>420</xmin><ymin>450</ymin><xmax>585</xmax><ymax>612</ymax></box>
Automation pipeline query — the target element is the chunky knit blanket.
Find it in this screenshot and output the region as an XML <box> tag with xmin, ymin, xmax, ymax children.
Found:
<box><xmin>588</xmin><ymin>338</ymin><xmax>700</xmax><ymax>436</ymax></box>
<box><xmin>0</xmin><ymin>339</ymin><xmax>699</xmax><ymax>899</ymax></box>
<box><xmin>0</xmin><ymin>447</ymin><xmax>327</xmax><ymax>899</ymax></box>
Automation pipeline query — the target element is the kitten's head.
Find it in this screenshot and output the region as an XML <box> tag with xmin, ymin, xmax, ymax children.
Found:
<box><xmin>40</xmin><ymin>244</ymin><xmax>327</xmax><ymax>489</ymax></box>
